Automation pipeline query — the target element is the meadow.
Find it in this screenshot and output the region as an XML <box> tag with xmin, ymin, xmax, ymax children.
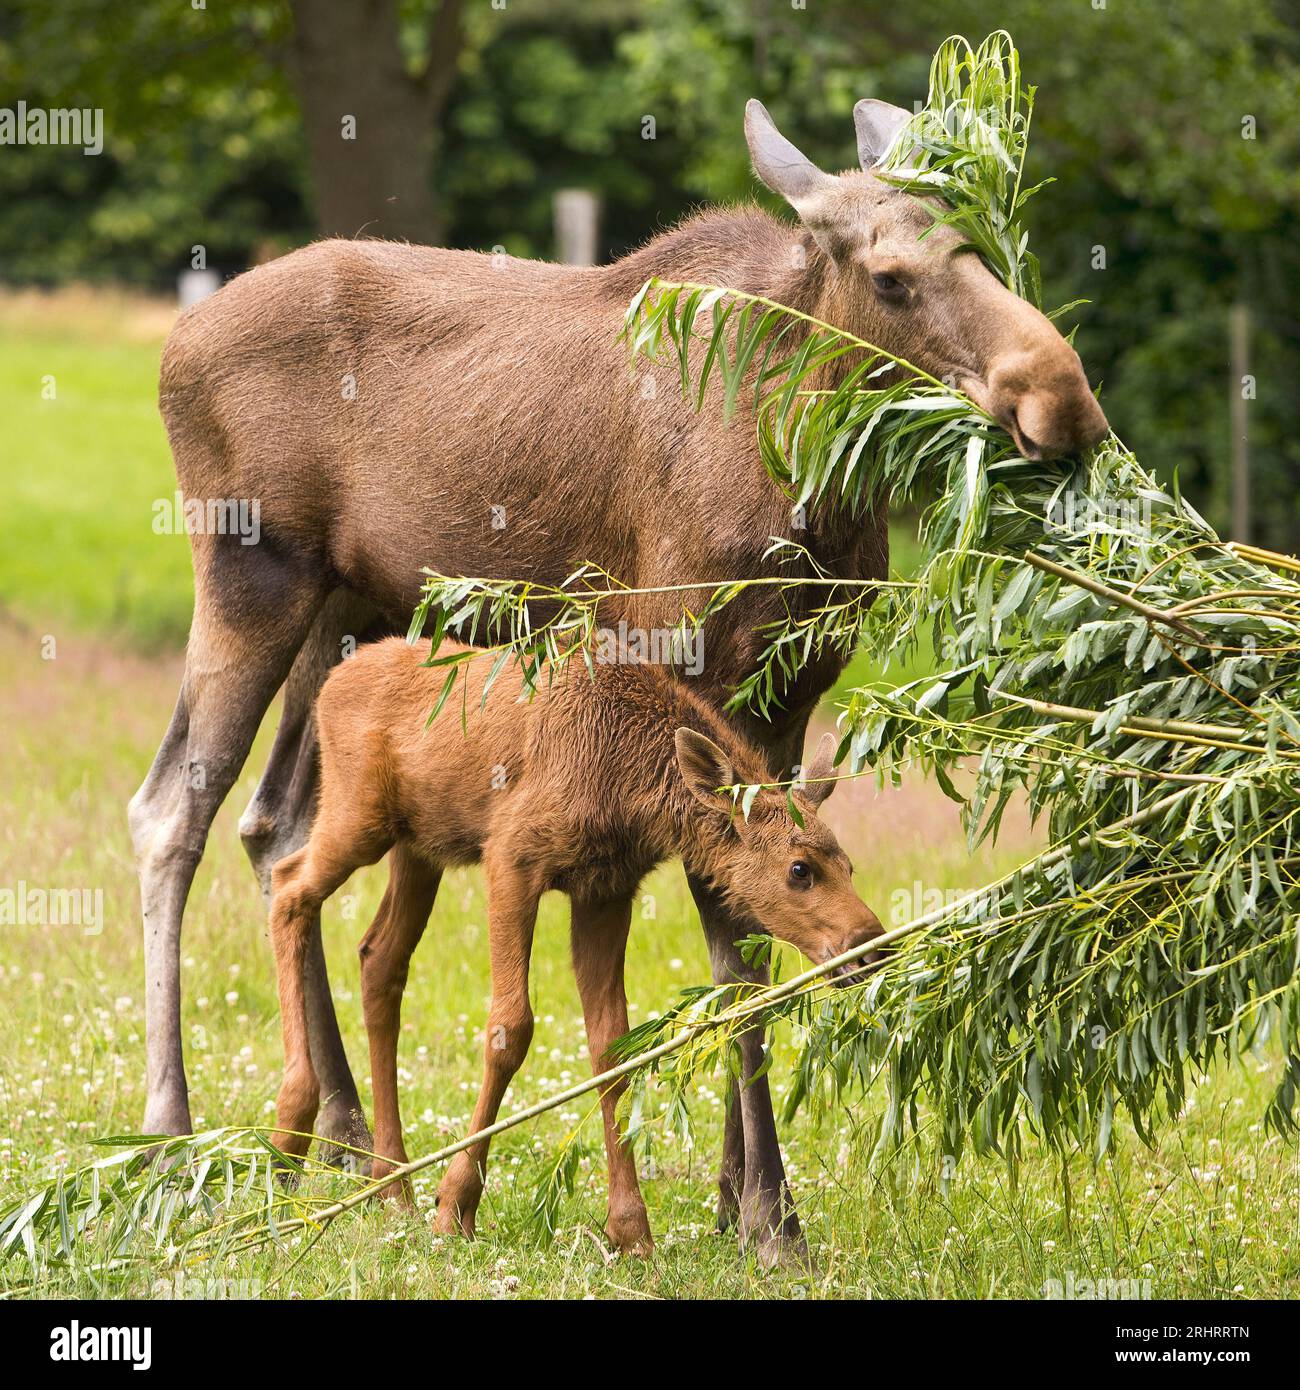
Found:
<box><xmin>0</xmin><ymin>289</ymin><xmax>1296</xmax><ymax>1299</ymax></box>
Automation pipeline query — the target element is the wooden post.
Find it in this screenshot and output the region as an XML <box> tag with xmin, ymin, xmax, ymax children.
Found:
<box><xmin>554</xmin><ymin>189</ymin><xmax>600</xmax><ymax>266</ymax></box>
<box><xmin>177</xmin><ymin>268</ymin><xmax>220</xmax><ymax>309</ymax></box>
<box><xmin>1230</xmin><ymin>302</ymin><xmax>1251</xmax><ymax>544</ymax></box>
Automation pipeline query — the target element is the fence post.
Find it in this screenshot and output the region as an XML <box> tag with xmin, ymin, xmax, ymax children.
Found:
<box><xmin>554</xmin><ymin>189</ymin><xmax>600</xmax><ymax>266</ymax></box>
<box><xmin>1230</xmin><ymin>302</ymin><xmax>1251</xmax><ymax>544</ymax></box>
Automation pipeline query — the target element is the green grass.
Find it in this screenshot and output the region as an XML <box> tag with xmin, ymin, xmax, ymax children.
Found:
<box><xmin>0</xmin><ymin>290</ymin><xmax>191</xmax><ymax>648</ymax></box>
<box><xmin>0</xmin><ymin>290</ymin><xmax>1295</xmax><ymax>1300</ymax></box>
<box><xmin>2</xmin><ymin>627</ymin><xmax>1296</xmax><ymax>1298</ymax></box>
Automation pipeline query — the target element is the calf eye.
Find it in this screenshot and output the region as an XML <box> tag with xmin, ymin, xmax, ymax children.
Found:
<box><xmin>788</xmin><ymin>860</ymin><xmax>813</xmax><ymax>888</ymax></box>
<box><xmin>871</xmin><ymin>272</ymin><xmax>906</xmax><ymax>300</ymax></box>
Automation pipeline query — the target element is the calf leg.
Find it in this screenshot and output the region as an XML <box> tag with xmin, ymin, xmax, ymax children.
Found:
<box><xmin>436</xmin><ymin>860</ymin><xmax>540</xmax><ymax>1238</ymax></box>
<box><xmin>270</xmin><ymin>816</ymin><xmax>392</xmax><ymax>1158</ymax></box>
<box><xmin>687</xmin><ymin>873</ymin><xmax>807</xmax><ymax>1269</ymax></box>
<box><xmin>570</xmin><ymin>894</ymin><xmax>652</xmax><ymax>1255</ymax></box>
<box><xmin>360</xmin><ymin>845</ymin><xmax>442</xmax><ymax>1202</ymax></box>
<box><xmin>241</xmin><ymin>590</ymin><xmax>387</xmax><ymax>1158</ymax></box>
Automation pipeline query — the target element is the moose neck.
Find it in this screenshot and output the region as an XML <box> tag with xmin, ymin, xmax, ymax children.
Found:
<box><xmin>762</xmin><ymin>235</ymin><xmax>890</xmax><ymax>566</ymax></box>
<box><xmin>768</xmin><ymin>234</ymin><xmax>870</xmax><ymax>329</ymax></box>
<box><xmin>605</xmin><ymin>208</ymin><xmax>854</xmax><ymax>322</ymax></box>
<box><xmin>602</xmin><ymin>206</ymin><xmax>888</xmax><ymax>562</ymax></box>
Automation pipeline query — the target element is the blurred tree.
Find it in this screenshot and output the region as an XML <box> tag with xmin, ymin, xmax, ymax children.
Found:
<box><xmin>289</xmin><ymin>0</ymin><xmax>464</xmax><ymax>241</ymax></box>
<box><xmin>1</xmin><ymin>0</ymin><xmax>1297</xmax><ymax>545</ymax></box>
<box><xmin>0</xmin><ymin>0</ymin><xmax>663</xmax><ymax>273</ymax></box>
<box><xmin>0</xmin><ymin>0</ymin><xmax>305</xmax><ymax>280</ymax></box>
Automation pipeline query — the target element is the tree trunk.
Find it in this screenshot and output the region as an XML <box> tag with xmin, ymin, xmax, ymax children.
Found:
<box><xmin>288</xmin><ymin>0</ymin><xmax>464</xmax><ymax>244</ymax></box>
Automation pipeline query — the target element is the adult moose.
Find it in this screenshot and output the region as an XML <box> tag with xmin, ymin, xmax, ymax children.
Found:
<box><xmin>130</xmin><ymin>98</ymin><xmax>1107</xmax><ymax>1265</ymax></box>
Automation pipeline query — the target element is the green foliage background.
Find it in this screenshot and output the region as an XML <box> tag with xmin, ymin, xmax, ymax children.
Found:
<box><xmin>2</xmin><ymin>0</ymin><xmax>1298</xmax><ymax>547</ymax></box>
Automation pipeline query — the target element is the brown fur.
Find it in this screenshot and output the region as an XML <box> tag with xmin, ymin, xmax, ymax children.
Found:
<box><xmin>268</xmin><ymin>638</ymin><xmax>882</xmax><ymax>1251</ymax></box>
<box><xmin>158</xmin><ymin>186</ymin><xmax>1102</xmax><ymax>728</ymax></box>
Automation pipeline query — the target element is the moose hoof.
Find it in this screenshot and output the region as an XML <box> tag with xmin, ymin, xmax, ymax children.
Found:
<box><xmin>716</xmin><ymin>1179</ymin><xmax>742</xmax><ymax>1234</ymax></box>
<box><xmin>142</xmin><ymin>1094</ymin><xmax>193</xmax><ymax>1143</ymax></box>
<box><xmin>753</xmin><ymin>1230</ymin><xmax>815</xmax><ymax>1274</ymax></box>
<box><xmin>738</xmin><ymin>1194</ymin><xmax>811</xmax><ymax>1272</ymax></box>
<box><xmin>315</xmin><ymin>1101</ymin><xmax>372</xmax><ymax>1172</ymax></box>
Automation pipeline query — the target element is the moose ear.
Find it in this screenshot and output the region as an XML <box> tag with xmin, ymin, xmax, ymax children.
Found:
<box><xmin>799</xmin><ymin>732</ymin><xmax>840</xmax><ymax>809</ymax></box>
<box><xmin>853</xmin><ymin>98</ymin><xmax>914</xmax><ymax>170</ymax></box>
<box><xmin>675</xmin><ymin>728</ymin><xmax>736</xmax><ymax>811</ymax></box>
<box><xmin>745</xmin><ymin>99</ymin><xmax>835</xmax><ymax>208</ymax></box>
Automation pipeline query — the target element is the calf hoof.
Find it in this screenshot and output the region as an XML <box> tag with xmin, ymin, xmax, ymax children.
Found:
<box><xmin>315</xmin><ymin>1099</ymin><xmax>373</xmax><ymax>1173</ymax></box>
<box><xmin>435</xmin><ymin>1155</ymin><xmax>482</xmax><ymax>1237</ymax></box>
<box><xmin>371</xmin><ymin>1158</ymin><xmax>414</xmax><ymax>1208</ymax></box>
<box><xmin>606</xmin><ymin>1205</ymin><xmax>654</xmax><ymax>1257</ymax></box>
<box><xmin>433</xmin><ymin>1199</ymin><xmax>477</xmax><ymax>1239</ymax></box>
<box><xmin>269</xmin><ymin>1128</ymin><xmax>313</xmax><ymax>1162</ymax></box>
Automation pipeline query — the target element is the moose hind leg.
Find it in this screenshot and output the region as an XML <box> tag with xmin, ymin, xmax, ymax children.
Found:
<box><xmin>130</xmin><ymin>549</ymin><xmax>326</xmax><ymax>1137</ymax></box>
<box><xmin>240</xmin><ymin>589</ymin><xmax>387</xmax><ymax>1162</ymax></box>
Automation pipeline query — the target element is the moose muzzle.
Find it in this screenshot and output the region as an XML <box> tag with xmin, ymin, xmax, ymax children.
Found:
<box><xmin>971</xmin><ymin>334</ymin><xmax>1110</xmax><ymax>462</ymax></box>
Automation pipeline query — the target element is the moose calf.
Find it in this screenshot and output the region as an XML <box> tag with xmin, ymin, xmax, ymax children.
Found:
<box><xmin>269</xmin><ymin>637</ymin><xmax>883</xmax><ymax>1254</ymax></box>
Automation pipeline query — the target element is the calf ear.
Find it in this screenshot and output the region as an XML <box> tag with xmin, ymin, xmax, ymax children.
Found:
<box><xmin>853</xmin><ymin>98</ymin><xmax>914</xmax><ymax>170</ymax></box>
<box><xmin>800</xmin><ymin>732</ymin><xmax>840</xmax><ymax>808</ymax></box>
<box><xmin>745</xmin><ymin>99</ymin><xmax>835</xmax><ymax>209</ymax></box>
<box><xmin>675</xmin><ymin>728</ymin><xmax>737</xmax><ymax>811</ymax></box>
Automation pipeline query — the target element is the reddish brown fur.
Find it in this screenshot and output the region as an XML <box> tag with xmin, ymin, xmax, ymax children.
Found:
<box><xmin>269</xmin><ymin>638</ymin><xmax>882</xmax><ymax>1251</ymax></box>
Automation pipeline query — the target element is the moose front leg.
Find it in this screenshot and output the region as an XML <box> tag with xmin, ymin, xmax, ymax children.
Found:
<box><xmin>686</xmin><ymin>873</ymin><xmax>807</xmax><ymax>1269</ymax></box>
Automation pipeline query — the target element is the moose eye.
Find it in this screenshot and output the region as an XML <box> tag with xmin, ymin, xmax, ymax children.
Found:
<box><xmin>788</xmin><ymin>860</ymin><xmax>813</xmax><ymax>888</ymax></box>
<box><xmin>871</xmin><ymin>272</ymin><xmax>906</xmax><ymax>300</ymax></box>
